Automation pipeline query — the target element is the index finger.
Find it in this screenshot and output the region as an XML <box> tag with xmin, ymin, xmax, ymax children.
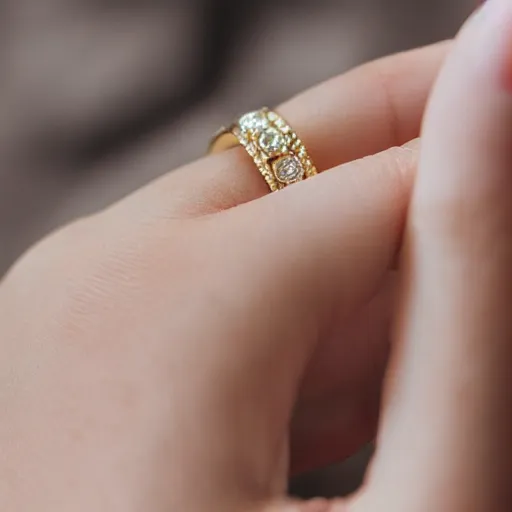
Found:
<box><xmin>137</xmin><ymin>41</ymin><xmax>450</xmax><ymax>217</ymax></box>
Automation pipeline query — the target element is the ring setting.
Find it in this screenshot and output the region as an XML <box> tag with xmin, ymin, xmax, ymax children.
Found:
<box><xmin>209</xmin><ymin>108</ymin><xmax>318</xmax><ymax>191</ymax></box>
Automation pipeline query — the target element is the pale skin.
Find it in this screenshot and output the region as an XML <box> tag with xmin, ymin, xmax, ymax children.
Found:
<box><xmin>1</xmin><ymin>3</ymin><xmax>512</xmax><ymax>511</ymax></box>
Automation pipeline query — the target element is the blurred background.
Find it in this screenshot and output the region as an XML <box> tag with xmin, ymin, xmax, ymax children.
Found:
<box><xmin>0</xmin><ymin>0</ymin><xmax>475</xmax><ymax>498</ymax></box>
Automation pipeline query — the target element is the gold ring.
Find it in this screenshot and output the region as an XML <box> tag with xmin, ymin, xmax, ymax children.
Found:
<box><xmin>208</xmin><ymin>108</ymin><xmax>318</xmax><ymax>192</ymax></box>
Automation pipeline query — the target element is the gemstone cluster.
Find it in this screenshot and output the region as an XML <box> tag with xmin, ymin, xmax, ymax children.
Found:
<box><xmin>235</xmin><ymin>109</ymin><xmax>314</xmax><ymax>189</ymax></box>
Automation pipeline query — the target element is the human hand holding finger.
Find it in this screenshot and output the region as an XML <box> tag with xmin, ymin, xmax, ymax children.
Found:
<box><xmin>0</xmin><ymin>41</ymin><xmax>444</xmax><ymax>509</ymax></box>
<box><xmin>0</xmin><ymin>35</ymin><xmax>465</xmax><ymax>512</ymax></box>
<box><xmin>107</xmin><ymin>44</ymin><xmax>448</xmax><ymax>473</ymax></box>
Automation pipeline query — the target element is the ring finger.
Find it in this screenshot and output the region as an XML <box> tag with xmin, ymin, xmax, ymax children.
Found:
<box><xmin>134</xmin><ymin>41</ymin><xmax>449</xmax><ymax>217</ymax></box>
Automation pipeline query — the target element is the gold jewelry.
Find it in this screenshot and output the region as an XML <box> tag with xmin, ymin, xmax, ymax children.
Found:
<box><xmin>209</xmin><ymin>108</ymin><xmax>318</xmax><ymax>191</ymax></box>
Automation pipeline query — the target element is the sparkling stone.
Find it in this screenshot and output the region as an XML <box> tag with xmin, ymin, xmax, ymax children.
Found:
<box><xmin>258</xmin><ymin>128</ymin><xmax>284</xmax><ymax>155</ymax></box>
<box><xmin>267</xmin><ymin>111</ymin><xmax>278</xmax><ymax>122</ymax></box>
<box><xmin>239</xmin><ymin>111</ymin><xmax>268</xmax><ymax>132</ymax></box>
<box><xmin>273</xmin><ymin>155</ymin><xmax>304</xmax><ymax>184</ymax></box>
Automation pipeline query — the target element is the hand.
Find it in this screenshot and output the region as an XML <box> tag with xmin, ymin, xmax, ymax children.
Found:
<box><xmin>0</xmin><ymin>38</ymin><xmax>443</xmax><ymax>511</ymax></box>
<box><xmin>1</xmin><ymin>4</ymin><xmax>511</xmax><ymax>512</ymax></box>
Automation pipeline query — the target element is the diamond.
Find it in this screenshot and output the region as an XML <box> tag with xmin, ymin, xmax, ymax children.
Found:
<box><xmin>258</xmin><ymin>128</ymin><xmax>284</xmax><ymax>155</ymax></box>
<box><xmin>239</xmin><ymin>111</ymin><xmax>268</xmax><ymax>132</ymax></box>
<box><xmin>267</xmin><ymin>111</ymin><xmax>278</xmax><ymax>122</ymax></box>
<box><xmin>275</xmin><ymin>118</ymin><xmax>286</xmax><ymax>129</ymax></box>
<box><xmin>273</xmin><ymin>155</ymin><xmax>304</xmax><ymax>184</ymax></box>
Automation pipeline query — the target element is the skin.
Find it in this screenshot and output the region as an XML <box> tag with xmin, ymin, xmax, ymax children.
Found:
<box><xmin>0</xmin><ymin>2</ymin><xmax>511</xmax><ymax>511</ymax></box>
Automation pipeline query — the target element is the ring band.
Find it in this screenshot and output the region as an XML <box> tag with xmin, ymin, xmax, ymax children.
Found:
<box><xmin>208</xmin><ymin>108</ymin><xmax>318</xmax><ymax>192</ymax></box>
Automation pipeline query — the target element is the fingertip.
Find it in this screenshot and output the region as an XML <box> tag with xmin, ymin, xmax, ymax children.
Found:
<box><xmin>401</xmin><ymin>137</ymin><xmax>421</xmax><ymax>151</ymax></box>
<box><xmin>414</xmin><ymin>0</ymin><xmax>512</xmax><ymax>234</ymax></box>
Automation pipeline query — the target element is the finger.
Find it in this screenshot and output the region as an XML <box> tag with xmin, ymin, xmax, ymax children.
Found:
<box><xmin>138</xmin><ymin>42</ymin><xmax>448</xmax><ymax>216</ymax></box>
<box><xmin>195</xmin><ymin>142</ymin><xmax>418</xmax><ymax>488</ymax></box>
<box><xmin>290</xmin><ymin>273</ymin><xmax>396</xmax><ymax>474</ymax></box>
<box><xmin>69</xmin><ymin>138</ymin><xmax>417</xmax><ymax>504</ymax></box>
<box><xmin>361</xmin><ymin>4</ymin><xmax>512</xmax><ymax>510</ymax></box>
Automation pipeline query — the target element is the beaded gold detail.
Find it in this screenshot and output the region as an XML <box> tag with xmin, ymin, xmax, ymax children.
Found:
<box><xmin>209</xmin><ymin>108</ymin><xmax>318</xmax><ymax>191</ymax></box>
